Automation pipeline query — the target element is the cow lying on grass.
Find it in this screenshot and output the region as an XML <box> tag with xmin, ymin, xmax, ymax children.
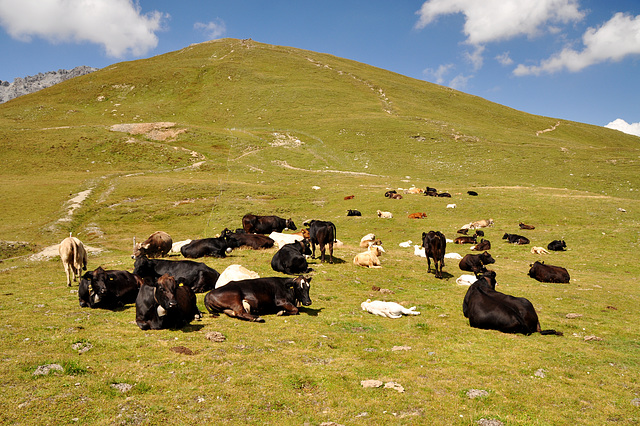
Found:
<box><xmin>135</xmin><ymin>274</ymin><xmax>201</xmax><ymax>330</ymax></box>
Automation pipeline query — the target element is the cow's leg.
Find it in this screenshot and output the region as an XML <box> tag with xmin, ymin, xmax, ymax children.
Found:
<box><xmin>319</xmin><ymin>243</ymin><xmax>325</xmax><ymax>263</ymax></box>
<box><xmin>275</xmin><ymin>301</ymin><xmax>299</xmax><ymax>316</ymax></box>
<box><xmin>426</xmin><ymin>256</ymin><xmax>432</xmax><ymax>273</ymax></box>
<box><xmin>64</xmin><ymin>262</ymin><xmax>72</xmax><ymax>286</ymax></box>
<box><xmin>328</xmin><ymin>242</ymin><xmax>334</xmax><ymax>264</ymax></box>
<box><xmin>311</xmin><ymin>242</ymin><xmax>317</xmax><ymax>259</ymax></box>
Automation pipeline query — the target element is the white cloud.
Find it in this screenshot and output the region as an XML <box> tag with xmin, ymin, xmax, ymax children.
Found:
<box><xmin>465</xmin><ymin>45</ymin><xmax>485</xmax><ymax>70</ymax></box>
<box><xmin>194</xmin><ymin>19</ymin><xmax>226</xmax><ymax>40</ymax></box>
<box><xmin>449</xmin><ymin>74</ymin><xmax>472</xmax><ymax>90</ymax></box>
<box><xmin>415</xmin><ymin>0</ymin><xmax>584</xmax><ymax>45</ymax></box>
<box><xmin>0</xmin><ymin>0</ymin><xmax>166</xmax><ymax>58</ymax></box>
<box><xmin>495</xmin><ymin>52</ymin><xmax>514</xmax><ymax>66</ymax></box>
<box><xmin>423</xmin><ymin>63</ymin><xmax>454</xmax><ymax>84</ymax></box>
<box><xmin>605</xmin><ymin>119</ymin><xmax>640</xmax><ymax>137</ymax></box>
<box><xmin>514</xmin><ymin>13</ymin><xmax>640</xmax><ymax>75</ymax></box>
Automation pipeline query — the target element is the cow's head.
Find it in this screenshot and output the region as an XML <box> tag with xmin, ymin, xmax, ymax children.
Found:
<box><xmin>285</xmin><ymin>219</ymin><xmax>297</xmax><ymax>231</ymax></box>
<box><xmin>300</xmin><ymin>239</ymin><xmax>312</xmax><ymax>256</ymax></box>
<box><xmin>153</xmin><ymin>274</ymin><xmax>179</xmax><ymax>315</ymax></box>
<box><xmin>479</xmin><ymin>251</ymin><xmax>495</xmax><ymax>265</ymax></box>
<box><xmin>502</xmin><ymin>233</ymin><xmax>509</xmax><ymax>240</ymax></box>
<box><xmin>132</xmin><ymin>255</ymin><xmax>153</xmax><ymax>278</ymax></box>
<box><xmin>292</xmin><ymin>276</ymin><xmax>312</xmax><ymax>306</ymax></box>
<box><xmin>476</xmin><ymin>270</ymin><xmax>497</xmax><ymax>289</ymax></box>
<box><xmin>88</xmin><ymin>266</ymin><xmax>110</xmax><ymax>299</ymax></box>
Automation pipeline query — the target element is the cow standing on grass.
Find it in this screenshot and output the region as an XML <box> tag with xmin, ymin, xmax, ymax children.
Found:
<box><xmin>59</xmin><ymin>233</ymin><xmax>87</xmax><ymax>286</ymax></box>
<box><xmin>422</xmin><ymin>230</ymin><xmax>446</xmax><ymax>278</ymax></box>
<box><xmin>306</xmin><ymin>219</ymin><xmax>337</xmax><ymax>263</ymax></box>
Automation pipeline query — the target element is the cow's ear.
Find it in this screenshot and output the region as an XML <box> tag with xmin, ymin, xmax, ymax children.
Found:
<box><xmin>142</xmin><ymin>243</ymin><xmax>151</xmax><ymax>249</ymax></box>
<box><xmin>82</xmin><ymin>271</ymin><xmax>92</xmax><ymax>279</ymax></box>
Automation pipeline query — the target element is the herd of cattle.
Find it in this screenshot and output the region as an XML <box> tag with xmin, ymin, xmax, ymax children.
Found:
<box><xmin>58</xmin><ymin>189</ymin><xmax>571</xmax><ymax>335</ymax></box>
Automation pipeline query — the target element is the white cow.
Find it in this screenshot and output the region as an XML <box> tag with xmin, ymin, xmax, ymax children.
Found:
<box><xmin>215</xmin><ymin>265</ymin><xmax>260</xmax><ymax>289</ymax></box>
<box><xmin>361</xmin><ymin>299</ymin><xmax>420</xmax><ymax>318</ymax></box>
<box><xmin>354</xmin><ymin>245</ymin><xmax>383</xmax><ymax>268</ymax></box>
<box><xmin>444</xmin><ymin>252</ymin><xmax>463</xmax><ymax>260</ymax></box>
<box><xmin>170</xmin><ymin>239</ymin><xmax>192</xmax><ymax>255</ymax></box>
<box><xmin>360</xmin><ymin>233</ymin><xmax>377</xmax><ymax>248</ymax></box>
<box><xmin>58</xmin><ymin>233</ymin><xmax>87</xmax><ymax>286</ymax></box>
<box><xmin>531</xmin><ymin>246</ymin><xmax>550</xmax><ymax>255</ymax></box>
<box><xmin>456</xmin><ymin>274</ymin><xmax>477</xmax><ymax>286</ymax></box>
<box><xmin>376</xmin><ymin>210</ymin><xmax>393</xmax><ymax>219</ymax></box>
<box><xmin>269</xmin><ymin>232</ymin><xmax>304</xmax><ymax>249</ymax></box>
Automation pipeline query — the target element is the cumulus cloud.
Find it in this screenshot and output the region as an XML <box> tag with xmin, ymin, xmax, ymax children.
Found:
<box><xmin>449</xmin><ymin>74</ymin><xmax>472</xmax><ymax>90</ymax></box>
<box><xmin>605</xmin><ymin>119</ymin><xmax>640</xmax><ymax>137</ymax></box>
<box><xmin>423</xmin><ymin>63</ymin><xmax>454</xmax><ymax>84</ymax></box>
<box><xmin>415</xmin><ymin>0</ymin><xmax>584</xmax><ymax>45</ymax></box>
<box><xmin>495</xmin><ymin>52</ymin><xmax>514</xmax><ymax>66</ymax></box>
<box><xmin>194</xmin><ymin>18</ymin><xmax>226</xmax><ymax>40</ymax></box>
<box><xmin>514</xmin><ymin>13</ymin><xmax>640</xmax><ymax>75</ymax></box>
<box><xmin>0</xmin><ymin>0</ymin><xmax>166</xmax><ymax>58</ymax></box>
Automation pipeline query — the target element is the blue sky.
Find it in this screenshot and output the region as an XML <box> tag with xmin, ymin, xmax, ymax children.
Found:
<box><xmin>0</xmin><ymin>0</ymin><xmax>639</xmax><ymax>136</ymax></box>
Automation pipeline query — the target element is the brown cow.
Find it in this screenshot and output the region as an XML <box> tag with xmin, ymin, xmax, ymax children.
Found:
<box><xmin>519</xmin><ymin>222</ymin><xmax>536</xmax><ymax>230</ymax></box>
<box><xmin>133</xmin><ymin>231</ymin><xmax>172</xmax><ymax>258</ymax></box>
<box><xmin>454</xmin><ymin>235</ymin><xmax>477</xmax><ymax>244</ymax></box>
<box><xmin>59</xmin><ymin>233</ymin><xmax>87</xmax><ymax>286</ymax></box>
<box><xmin>408</xmin><ymin>212</ymin><xmax>427</xmax><ymax>219</ymax></box>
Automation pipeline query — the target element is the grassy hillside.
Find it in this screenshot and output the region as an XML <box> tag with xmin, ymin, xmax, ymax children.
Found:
<box><xmin>0</xmin><ymin>38</ymin><xmax>639</xmax><ymax>425</ymax></box>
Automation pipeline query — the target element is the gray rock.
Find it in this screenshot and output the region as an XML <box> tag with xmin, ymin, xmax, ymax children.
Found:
<box><xmin>0</xmin><ymin>66</ymin><xmax>97</xmax><ymax>103</ymax></box>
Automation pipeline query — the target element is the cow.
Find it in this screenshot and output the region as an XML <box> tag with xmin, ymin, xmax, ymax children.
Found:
<box><xmin>242</xmin><ymin>214</ymin><xmax>296</xmax><ymax>234</ymax></box>
<box><xmin>360</xmin><ymin>233</ymin><xmax>380</xmax><ymax>248</ymax></box>
<box><xmin>437</xmin><ymin>192</ymin><xmax>451</xmax><ymax>197</ymax></box>
<box><xmin>471</xmin><ymin>239</ymin><xmax>491</xmax><ymax>251</ymax></box>
<box><xmin>170</xmin><ymin>239</ymin><xmax>192</xmax><ymax>255</ymax></box>
<box><xmin>519</xmin><ymin>222</ymin><xmax>535</xmax><ymax>230</ymax></box>
<box><xmin>457</xmin><ymin>228</ymin><xmax>469</xmax><ymax>235</ymax></box>
<box><xmin>133</xmin><ymin>255</ymin><xmax>220</xmax><ymax>293</ymax></box>
<box><xmin>78</xmin><ymin>266</ymin><xmax>142</xmax><ymax>309</ymax></box>
<box><xmin>354</xmin><ymin>245</ymin><xmax>383</xmax><ymax>268</ymax></box>
<box><xmin>456</xmin><ymin>274</ymin><xmax>477</xmax><ymax>286</ymax></box>
<box><xmin>408</xmin><ymin>212</ymin><xmax>427</xmax><ymax>219</ymax></box>
<box><xmin>221</xmin><ymin>228</ymin><xmax>274</xmax><ymax>250</ymax></box>
<box><xmin>269</xmin><ymin>231</ymin><xmax>304</xmax><ymax>249</ymax></box>
<box><xmin>180</xmin><ymin>236</ymin><xmax>232</xmax><ymax>258</ymax></box>
<box><xmin>462</xmin><ymin>271</ymin><xmax>562</xmax><ymax>335</ymax></box>
<box><xmin>377</xmin><ymin>210</ymin><xmax>393</xmax><ymax>218</ymax></box>
<box><xmin>215</xmin><ymin>265</ymin><xmax>260</xmax><ymax>289</ymax></box>
<box><xmin>388</xmin><ymin>193</ymin><xmax>403</xmax><ymax>199</ymax></box>
<box><xmin>361</xmin><ymin>300</ymin><xmax>420</xmax><ymax>318</ymax></box>
<box><xmin>528</xmin><ymin>261</ymin><xmax>570</xmax><ymax>283</ymax></box>
<box><xmin>344</xmin><ymin>195</ymin><xmax>355</xmax><ymax>200</ymax></box>
<box><xmin>531</xmin><ymin>246</ymin><xmax>549</xmax><ymax>255</ymax></box>
<box><xmin>470</xmin><ymin>219</ymin><xmax>494</xmax><ymax>229</ymax></box>
<box><xmin>133</xmin><ymin>231</ymin><xmax>172</xmax><ymax>258</ymax></box>
<box><xmin>58</xmin><ymin>233</ymin><xmax>87</xmax><ymax>286</ymax></box>
<box><xmin>458</xmin><ymin>251</ymin><xmax>495</xmax><ymax>276</ymax></box>
<box><xmin>454</xmin><ymin>235</ymin><xmax>477</xmax><ymax>245</ymax></box>
<box><xmin>293</xmin><ymin>229</ymin><xmax>310</xmax><ymax>239</ymax></box>
<box><xmin>270</xmin><ymin>240</ymin><xmax>312</xmax><ymax>275</ymax></box>
<box><xmin>204</xmin><ymin>275</ymin><xmax>312</xmax><ymax>322</ymax></box>
<box><xmin>422</xmin><ymin>230</ymin><xmax>446</xmax><ymax>278</ymax></box>
<box><xmin>404</xmin><ymin>187</ymin><xmax>424</xmax><ymax>194</ymax></box>
<box><xmin>347</xmin><ymin>209</ymin><xmax>362</xmax><ymax>216</ymax></box>
<box><xmin>306</xmin><ymin>220</ymin><xmax>337</xmax><ymax>263</ymax></box>
<box><xmin>503</xmin><ymin>233</ymin><xmax>530</xmax><ymax>245</ymax></box>
<box><xmin>135</xmin><ymin>274</ymin><xmax>201</xmax><ymax>330</ymax></box>
<box><xmin>547</xmin><ymin>240</ymin><xmax>567</xmax><ymax>251</ymax></box>
<box><xmin>467</xmin><ymin>191</ymin><xmax>478</xmax><ymax>196</ymax></box>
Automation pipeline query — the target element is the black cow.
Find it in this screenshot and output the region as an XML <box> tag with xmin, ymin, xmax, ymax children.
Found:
<box><xmin>462</xmin><ymin>271</ymin><xmax>562</xmax><ymax>335</ymax></box>
<box><xmin>204</xmin><ymin>275</ymin><xmax>312</xmax><ymax>322</ymax></box>
<box><xmin>347</xmin><ymin>209</ymin><xmax>362</xmax><ymax>216</ymax></box>
<box><xmin>528</xmin><ymin>261</ymin><xmax>570</xmax><ymax>283</ymax></box>
<box><xmin>471</xmin><ymin>239</ymin><xmax>491</xmax><ymax>251</ymax></box>
<box><xmin>467</xmin><ymin>190</ymin><xmax>478</xmax><ymax>196</ymax></box>
<box><xmin>221</xmin><ymin>228</ymin><xmax>275</xmax><ymax>250</ymax></box>
<box><xmin>135</xmin><ymin>274</ymin><xmax>201</xmax><ymax>330</ymax></box>
<box><xmin>133</xmin><ymin>255</ymin><xmax>220</xmax><ymax>293</ymax></box>
<box><xmin>422</xmin><ymin>230</ymin><xmax>446</xmax><ymax>278</ymax></box>
<box><xmin>79</xmin><ymin>266</ymin><xmax>142</xmax><ymax>309</ymax></box>
<box><xmin>459</xmin><ymin>251</ymin><xmax>495</xmax><ymax>276</ymax></box>
<box><xmin>271</xmin><ymin>240</ymin><xmax>312</xmax><ymax>275</ymax></box>
<box><xmin>502</xmin><ymin>233</ymin><xmax>530</xmax><ymax>245</ymax></box>
<box><xmin>306</xmin><ymin>220</ymin><xmax>337</xmax><ymax>263</ymax></box>
<box><xmin>547</xmin><ymin>240</ymin><xmax>567</xmax><ymax>251</ymax></box>
<box><xmin>242</xmin><ymin>214</ymin><xmax>296</xmax><ymax>234</ymax></box>
<box><xmin>180</xmin><ymin>236</ymin><xmax>232</xmax><ymax>258</ymax></box>
<box><xmin>437</xmin><ymin>192</ymin><xmax>451</xmax><ymax>197</ymax></box>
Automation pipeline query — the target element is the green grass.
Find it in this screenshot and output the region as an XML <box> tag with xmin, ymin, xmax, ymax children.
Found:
<box><xmin>0</xmin><ymin>38</ymin><xmax>639</xmax><ymax>425</ymax></box>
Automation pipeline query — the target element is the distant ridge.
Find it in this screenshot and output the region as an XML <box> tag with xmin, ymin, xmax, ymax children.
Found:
<box><xmin>0</xmin><ymin>65</ymin><xmax>98</xmax><ymax>103</ymax></box>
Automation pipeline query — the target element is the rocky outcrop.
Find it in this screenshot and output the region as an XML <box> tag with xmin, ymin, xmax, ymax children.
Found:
<box><xmin>0</xmin><ymin>65</ymin><xmax>97</xmax><ymax>103</ymax></box>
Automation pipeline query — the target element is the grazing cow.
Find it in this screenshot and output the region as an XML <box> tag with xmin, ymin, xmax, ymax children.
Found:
<box><xmin>377</xmin><ymin>210</ymin><xmax>393</xmax><ymax>218</ymax></box>
<box><xmin>354</xmin><ymin>245</ymin><xmax>383</xmax><ymax>268</ymax></box>
<box><xmin>133</xmin><ymin>255</ymin><xmax>220</xmax><ymax>293</ymax></box>
<box><xmin>470</xmin><ymin>219</ymin><xmax>494</xmax><ymax>229</ymax></box>
<box><xmin>215</xmin><ymin>264</ymin><xmax>260</xmax><ymax>289</ymax></box>
<box><xmin>79</xmin><ymin>266</ymin><xmax>142</xmax><ymax>309</ymax></box>
<box><xmin>454</xmin><ymin>235</ymin><xmax>477</xmax><ymax>245</ymax></box>
<box><xmin>133</xmin><ymin>231</ymin><xmax>172</xmax><ymax>258</ymax></box>
<box><xmin>306</xmin><ymin>220</ymin><xmax>337</xmax><ymax>263</ymax></box>
<box><xmin>180</xmin><ymin>236</ymin><xmax>232</xmax><ymax>258</ymax></box>
<box><xmin>271</xmin><ymin>240</ymin><xmax>312</xmax><ymax>275</ymax></box>
<box><xmin>204</xmin><ymin>275</ymin><xmax>312</xmax><ymax>322</ymax></box>
<box><xmin>344</xmin><ymin>195</ymin><xmax>355</xmax><ymax>200</ymax></box>
<box><xmin>462</xmin><ymin>271</ymin><xmax>562</xmax><ymax>335</ymax></box>
<box><xmin>408</xmin><ymin>212</ymin><xmax>427</xmax><ymax>219</ymax></box>
<box><xmin>422</xmin><ymin>230</ymin><xmax>446</xmax><ymax>278</ymax></box>
<box><xmin>547</xmin><ymin>240</ymin><xmax>567</xmax><ymax>251</ymax></box>
<box><xmin>459</xmin><ymin>251</ymin><xmax>495</xmax><ymax>276</ymax></box>
<box><xmin>519</xmin><ymin>222</ymin><xmax>535</xmax><ymax>230</ymax></box>
<box><xmin>242</xmin><ymin>214</ymin><xmax>296</xmax><ymax>234</ymax></box>
<box><xmin>221</xmin><ymin>228</ymin><xmax>274</xmax><ymax>250</ymax></box>
<box><xmin>471</xmin><ymin>239</ymin><xmax>491</xmax><ymax>251</ymax></box>
<box><xmin>361</xmin><ymin>300</ymin><xmax>420</xmax><ymax>318</ymax></box>
<box><xmin>467</xmin><ymin>191</ymin><xmax>478</xmax><ymax>196</ymax></box>
<box><xmin>347</xmin><ymin>209</ymin><xmax>362</xmax><ymax>216</ymax></box>
<box><xmin>528</xmin><ymin>261</ymin><xmax>570</xmax><ymax>283</ymax></box>
<box><xmin>502</xmin><ymin>233</ymin><xmax>530</xmax><ymax>245</ymax></box>
<box><xmin>58</xmin><ymin>233</ymin><xmax>87</xmax><ymax>286</ymax></box>
<box><xmin>135</xmin><ymin>274</ymin><xmax>201</xmax><ymax>330</ymax></box>
<box><xmin>531</xmin><ymin>246</ymin><xmax>549</xmax><ymax>255</ymax></box>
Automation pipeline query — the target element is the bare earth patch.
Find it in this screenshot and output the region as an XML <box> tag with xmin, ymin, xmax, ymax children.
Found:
<box><xmin>110</xmin><ymin>122</ymin><xmax>187</xmax><ymax>141</ymax></box>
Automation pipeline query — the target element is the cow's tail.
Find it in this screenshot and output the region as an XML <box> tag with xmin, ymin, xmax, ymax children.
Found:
<box><xmin>332</xmin><ymin>222</ymin><xmax>337</xmax><ymax>243</ymax></box>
